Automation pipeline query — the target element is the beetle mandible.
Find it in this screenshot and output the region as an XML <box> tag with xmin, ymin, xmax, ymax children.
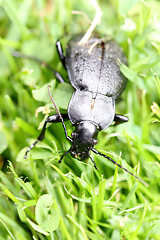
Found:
<box><xmin>23</xmin><ymin>34</ymin><xmax>148</xmax><ymax>186</ymax></box>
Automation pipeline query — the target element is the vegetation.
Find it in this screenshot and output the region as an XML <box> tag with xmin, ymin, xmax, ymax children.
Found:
<box><xmin>0</xmin><ymin>0</ymin><xmax>160</xmax><ymax>239</ymax></box>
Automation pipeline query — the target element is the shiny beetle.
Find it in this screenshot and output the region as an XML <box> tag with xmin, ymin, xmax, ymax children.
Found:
<box><xmin>22</xmin><ymin>34</ymin><xmax>147</xmax><ymax>186</ymax></box>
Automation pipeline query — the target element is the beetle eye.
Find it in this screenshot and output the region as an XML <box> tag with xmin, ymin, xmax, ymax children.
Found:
<box><xmin>71</xmin><ymin>132</ymin><xmax>77</xmax><ymax>138</ymax></box>
<box><xmin>93</xmin><ymin>139</ymin><xmax>98</xmax><ymax>145</ymax></box>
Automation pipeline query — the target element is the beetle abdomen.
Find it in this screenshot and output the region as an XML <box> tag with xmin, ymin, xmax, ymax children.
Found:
<box><xmin>66</xmin><ymin>35</ymin><xmax>127</xmax><ymax>99</ymax></box>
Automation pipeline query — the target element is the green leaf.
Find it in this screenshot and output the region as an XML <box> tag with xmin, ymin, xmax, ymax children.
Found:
<box><xmin>0</xmin><ymin>184</ymin><xmax>19</xmax><ymax>204</ymax></box>
<box><xmin>143</xmin><ymin>144</ymin><xmax>160</xmax><ymax>155</ymax></box>
<box><xmin>27</xmin><ymin>218</ymin><xmax>50</xmax><ymax>236</ymax></box>
<box><xmin>118</xmin><ymin>0</ymin><xmax>140</xmax><ymax>15</ymax></box>
<box><xmin>32</xmin><ymin>80</ymin><xmax>56</xmax><ymax>103</ymax></box>
<box><xmin>0</xmin><ymin>131</ymin><xmax>8</xmax><ymax>154</ymax></box>
<box><xmin>152</xmin><ymin>42</ymin><xmax>160</xmax><ymax>55</ymax></box>
<box><xmin>53</xmin><ymin>82</ymin><xmax>74</xmax><ymax>109</ymax></box>
<box><xmin>16</xmin><ymin>145</ymin><xmax>54</xmax><ymax>162</ymax></box>
<box><xmin>22</xmin><ymin>38</ymin><xmax>54</xmax><ymax>62</ymax></box>
<box><xmin>120</xmin><ymin>64</ymin><xmax>146</xmax><ymax>90</ymax></box>
<box><xmin>35</xmin><ymin>194</ymin><xmax>60</xmax><ymax>232</ymax></box>
<box><xmin>111</xmin><ymin>229</ymin><xmax>121</xmax><ymax>240</ymax></box>
<box><xmin>26</xmin><ymin>148</ymin><xmax>54</xmax><ymax>160</ymax></box>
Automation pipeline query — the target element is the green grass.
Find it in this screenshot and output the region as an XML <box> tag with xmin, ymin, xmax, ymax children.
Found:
<box><xmin>0</xmin><ymin>0</ymin><xmax>160</xmax><ymax>239</ymax></box>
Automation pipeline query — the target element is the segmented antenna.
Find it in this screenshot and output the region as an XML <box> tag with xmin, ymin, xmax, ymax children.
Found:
<box><xmin>92</xmin><ymin>148</ymin><xmax>148</xmax><ymax>187</ymax></box>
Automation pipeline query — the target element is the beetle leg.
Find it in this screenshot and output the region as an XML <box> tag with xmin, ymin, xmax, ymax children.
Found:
<box><xmin>56</xmin><ymin>40</ymin><xmax>66</xmax><ymax>69</ymax></box>
<box><xmin>24</xmin><ymin>114</ymin><xmax>68</xmax><ymax>159</ymax></box>
<box><xmin>114</xmin><ymin>114</ymin><xmax>128</xmax><ymax>123</ymax></box>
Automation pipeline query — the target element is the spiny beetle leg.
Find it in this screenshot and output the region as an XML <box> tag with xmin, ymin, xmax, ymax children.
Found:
<box><xmin>114</xmin><ymin>114</ymin><xmax>128</xmax><ymax>123</ymax></box>
<box><xmin>24</xmin><ymin>113</ymin><xmax>68</xmax><ymax>159</ymax></box>
<box><xmin>56</xmin><ymin>40</ymin><xmax>66</xmax><ymax>69</ymax></box>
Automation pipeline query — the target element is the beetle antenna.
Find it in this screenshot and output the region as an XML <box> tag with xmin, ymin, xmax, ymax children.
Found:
<box><xmin>92</xmin><ymin>148</ymin><xmax>148</xmax><ymax>187</ymax></box>
<box><xmin>47</xmin><ymin>85</ymin><xmax>73</xmax><ymax>142</ymax></box>
<box><xmin>13</xmin><ymin>51</ymin><xmax>65</xmax><ymax>83</ymax></box>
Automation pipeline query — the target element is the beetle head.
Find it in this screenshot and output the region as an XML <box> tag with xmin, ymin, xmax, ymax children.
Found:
<box><xmin>70</xmin><ymin>121</ymin><xmax>99</xmax><ymax>159</ymax></box>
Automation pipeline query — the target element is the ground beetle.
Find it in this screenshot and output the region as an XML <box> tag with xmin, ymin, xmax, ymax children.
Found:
<box><xmin>21</xmin><ymin>34</ymin><xmax>148</xmax><ymax>186</ymax></box>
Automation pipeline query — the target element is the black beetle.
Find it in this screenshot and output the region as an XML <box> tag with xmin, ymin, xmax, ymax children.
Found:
<box><xmin>21</xmin><ymin>34</ymin><xmax>147</xmax><ymax>186</ymax></box>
